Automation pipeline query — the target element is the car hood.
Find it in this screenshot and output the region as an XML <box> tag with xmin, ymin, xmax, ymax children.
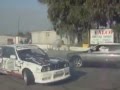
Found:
<box><xmin>26</xmin><ymin>55</ymin><xmax>67</xmax><ymax>66</ymax></box>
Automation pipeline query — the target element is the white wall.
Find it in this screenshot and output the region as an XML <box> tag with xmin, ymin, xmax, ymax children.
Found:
<box><xmin>31</xmin><ymin>31</ymin><xmax>71</xmax><ymax>45</ymax></box>
<box><xmin>0</xmin><ymin>35</ymin><xmax>27</xmax><ymax>44</ymax></box>
<box><xmin>31</xmin><ymin>32</ymin><xmax>39</xmax><ymax>44</ymax></box>
<box><xmin>0</xmin><ymin>36</ymin><xmax>15</xmax><ymax>44</ymax></box>
<box><xmin>32</xmin><ymin>31</ymin><xmax>59</xmax><ymax>44</ymax></box>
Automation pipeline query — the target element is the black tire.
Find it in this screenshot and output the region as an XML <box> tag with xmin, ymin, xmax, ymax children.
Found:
<box><xmin>70</xmin><ymin>56</ymin><xmax>82</xmax><ymax>68</ymax></box>
<box><xmin>22</xmin><ymin>69</ymin><xmax>35</xmax><ymax>85</ymax></box>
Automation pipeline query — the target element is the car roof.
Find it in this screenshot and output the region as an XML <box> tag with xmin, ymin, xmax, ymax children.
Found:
<box><xmin>0</xmin><ymin>44</ymin><xmax>39</xmax><ymax>50</ymax></box>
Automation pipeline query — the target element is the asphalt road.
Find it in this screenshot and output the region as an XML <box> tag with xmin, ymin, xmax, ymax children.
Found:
<box><xmin>1</xmin><ymin>68</ymin><xmax>120</xmax><ymax>90</ymax></box>
<box><xmin>1</xmin><ymin>50</ymin><xmax>120</xmax><ymax>90</ymax></box>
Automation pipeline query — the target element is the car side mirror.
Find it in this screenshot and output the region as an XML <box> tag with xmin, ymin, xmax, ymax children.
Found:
<box><xmin>10</xmin><ymin>55</ymin><xmax>16</xmax><ymax>59</ymax></box>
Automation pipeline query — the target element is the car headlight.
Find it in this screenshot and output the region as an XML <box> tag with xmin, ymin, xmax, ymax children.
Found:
<box><xmin>41</xmin><ymin>66</ymin><xmax>51</xmax><ymax>72</ymax></box>
<box><xmin>64</xmin><ymin>62</ymin><xmax>69</xmax><ymax>68</ymax></box>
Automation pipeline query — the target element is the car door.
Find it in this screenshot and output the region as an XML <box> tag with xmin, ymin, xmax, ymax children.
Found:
<box><xmin>2</xmin><ymin>47</ymin><xmax>17</xmax><ymax>72</ymax></box>
<box><xmin>105</xmin><ymin>45</ymin><xmax>120</xmax><ymax>64</ymax></box>
<box><xmin>106</xmin><ymin>50</ymin><xmax>120</xmax><ymax>64</ymax></box>
<box><xmin>85</xmin><ymin>51</ymin><xmax>108</xmax><ymax>64</ymax></box>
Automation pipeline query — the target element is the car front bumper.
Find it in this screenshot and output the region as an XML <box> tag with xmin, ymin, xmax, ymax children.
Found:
<box><xmin>34</xmin><ymin>67</ymin><xmax>70</xmax><ymax>84</ymax></box>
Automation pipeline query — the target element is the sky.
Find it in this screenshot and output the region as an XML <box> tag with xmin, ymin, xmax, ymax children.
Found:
<box><xmin>0</xmin><ymin>0</ymin><xmax>53</xmax><ymax>35</ymax></box>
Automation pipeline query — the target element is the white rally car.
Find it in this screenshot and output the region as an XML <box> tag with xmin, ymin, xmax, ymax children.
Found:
<box><xmin>0</xmin><ymin>44</ymin><xmax>70</xmax><ymax>85</ymax></box>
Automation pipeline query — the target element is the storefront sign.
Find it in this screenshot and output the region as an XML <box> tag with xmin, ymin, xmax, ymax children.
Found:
<box><xmin>90</xmin><ymin>29</ymin><xmax>114</xmax><ymax>44</ymax></box>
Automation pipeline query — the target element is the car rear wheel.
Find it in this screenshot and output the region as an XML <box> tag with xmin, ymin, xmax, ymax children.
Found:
<box><xmin>23</xmin><ymin>70</ymin><xmax>34</xmax><ymax>85</ymax></box>
<box><xmin>70</xmin><ymin>56</ymin><xmax>82</xmax><ymax>68</ymax></box>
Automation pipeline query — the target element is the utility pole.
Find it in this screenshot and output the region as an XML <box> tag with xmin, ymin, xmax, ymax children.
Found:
<box><xmin>18</xmin><ymin>16</ymin><xmax>20</xmax><ymax>44</ymax></box>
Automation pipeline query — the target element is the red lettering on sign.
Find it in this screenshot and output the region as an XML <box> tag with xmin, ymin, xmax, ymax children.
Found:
<box><xmin>105</xmin><ymin>31</ymin><xmax>107</xmax><ymax>34</ymax></box>
<box><xmin>94</xmin><ymin>30</ymin><xmax>113</xmax><ymax>35</ymax></box>
<box><xmin>108</xmin><ymin>30</ymin><xmax>112</xmax><ymax>34</ymax></box>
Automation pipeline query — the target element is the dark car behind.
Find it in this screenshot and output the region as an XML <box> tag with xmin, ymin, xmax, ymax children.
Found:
<box><xmin>67</xmin><ymin>43</ymin><xmax>120</xmax><ymax>68</ymax></box>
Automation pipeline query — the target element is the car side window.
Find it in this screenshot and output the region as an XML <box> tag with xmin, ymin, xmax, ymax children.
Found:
<box><xmin>2</xmin><ymin>47</ymin><xmax>16</xmax><ymax>58</ymax></box>
<box><xmin>90</xmin><ymin>45</ymin><xmax>100</xmax><ymax>52</ymax></box>
<box><xmin>92</xmin><ymin>45</ymin><xmax>103</xmax><ymax>51</ymax></box>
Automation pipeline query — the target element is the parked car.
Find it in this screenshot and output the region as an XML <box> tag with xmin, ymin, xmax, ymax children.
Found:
<box><xmin>67</xmin><ymin>43</ymin><xmax>120</xmax><ymax>68</ymax></box>
<box><xmin>0</xmin><ymin>44</ymin><xmax>70</xmax><ymax>85</ymax></box>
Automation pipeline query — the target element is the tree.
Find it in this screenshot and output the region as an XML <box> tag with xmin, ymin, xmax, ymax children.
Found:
<box><xmin>39</xmin><ymin>0</ymin><xmax>90</xmax><ymax>44</ymax></box>
<box><xmin>18</xmin><ymin>32</ymin><xmax>25</xmax><ymax>37</ymax></box>
<box><xmin>38</xmin><ymin>0</ymin><xmax>120</xmax><ymax>44</ymax></box>
<box><xmin>17</xmin><ymin>32</ymin><xmax>32</xmax><ymax>44</ymax></box>
<box><xmin>85</xmin><ymin>0</ymin><xmax>120</xmax><ymax>43</ymax></box>
<box><xmin>85</xmin><ymin>0</ymin><xmax>120</xmax><ymax>28</ymax></box>
<box><xmin>25</xmin><ymin>32</ymin><xmax>31</xmax><ymax>39</ymax></box>
<box><xmin>112</xmin><ymin>24</ymin><xmax>120</xmax><ymax>43</ymax></box>
<box><xmin>24</xmin><ymin>32</ymin><xmax>32</xmax><ymax>44</ymax></box>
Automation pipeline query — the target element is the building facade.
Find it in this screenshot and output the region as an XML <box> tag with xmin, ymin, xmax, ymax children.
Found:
<box><xmin>31</xmin><ymin>30</ymin><xmax>71</xmax><ymax>45</ymax></box>
<box><xmin>0</xmin><ymin>35</ymin><xmax>27</xmax><ymax>44</ymax></box>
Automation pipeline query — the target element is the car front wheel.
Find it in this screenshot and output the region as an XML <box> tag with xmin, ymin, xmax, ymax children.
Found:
<box><xmin>23</xmin><ymin>70</ymin><xmax>34</xmax><ymax>85</ymax></box>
